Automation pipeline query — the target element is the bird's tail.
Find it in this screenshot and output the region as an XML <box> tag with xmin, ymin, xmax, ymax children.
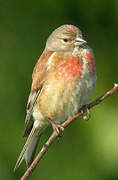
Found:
<box><xmin>14</xmin><ymin>125</ymin><xmax>41</xmax><ymax>171</ymax></box>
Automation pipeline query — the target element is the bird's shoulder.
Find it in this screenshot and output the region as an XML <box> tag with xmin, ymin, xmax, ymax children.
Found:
<box><xmin>31</xmin><ymin>50</ymin><xmax>54</xmax><ymax>90</ymax></box>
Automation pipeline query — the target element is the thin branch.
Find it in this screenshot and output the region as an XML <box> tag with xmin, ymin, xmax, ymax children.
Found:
<box><xmin>21</xmin><ymin>83</ymin><xmax>118</xmax><ymax>180</ymax></box>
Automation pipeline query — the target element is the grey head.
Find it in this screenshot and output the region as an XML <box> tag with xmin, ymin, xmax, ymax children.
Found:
<box><xmin>45</xmin><ymin>24</ymin><xmax>87</xmax><ymax>52</ymax></box>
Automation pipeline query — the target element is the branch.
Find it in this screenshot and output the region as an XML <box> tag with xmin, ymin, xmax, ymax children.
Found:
<box><xmin>21</xmin><ymin>83</ymin><xmax>118</xmax><ymax>180</ymax></box>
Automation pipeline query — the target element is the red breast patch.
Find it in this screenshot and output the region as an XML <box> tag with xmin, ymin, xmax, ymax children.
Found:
<box><xmin>58</xmin><ymin>56</ymin><xmax>82</xmax><ymax>80</ymax></box>
<box><xmin>85</xmin><ymin>51</ymin><xmax>96</xmax><ymax>73</ymax></box>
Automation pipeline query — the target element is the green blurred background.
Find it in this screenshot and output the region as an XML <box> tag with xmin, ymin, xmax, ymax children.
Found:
<box><xmin>0</xmin><ymin>0</ymin><xmax>118</xmax><ymax>179</ymax></box>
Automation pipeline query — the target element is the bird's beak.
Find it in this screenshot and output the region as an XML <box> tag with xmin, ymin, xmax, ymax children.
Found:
<box><xmin>75</xmin><ymin>38</ymin><xmax>87</xmax><ymax>46</ymax></box>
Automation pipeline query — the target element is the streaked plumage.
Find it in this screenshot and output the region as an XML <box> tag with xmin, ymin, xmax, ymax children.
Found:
<box><xmin>14</xmin><ymin>24</ymin><xmax>97</xmax><ymax>171</ymax></box>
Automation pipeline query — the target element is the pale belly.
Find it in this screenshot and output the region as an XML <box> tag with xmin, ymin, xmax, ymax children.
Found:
<box><xmin>33</xmin><ymin>73</ymin><xmax>96</xmax><ymax>125</ymax></box>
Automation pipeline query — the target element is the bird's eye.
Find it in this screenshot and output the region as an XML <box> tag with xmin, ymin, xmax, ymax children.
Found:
<box><xmin>63</xmin><ymin>39</ymin><xmax>69</xmax><ymax>42</ymax></box>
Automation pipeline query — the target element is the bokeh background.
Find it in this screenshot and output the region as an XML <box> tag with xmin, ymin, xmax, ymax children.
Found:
<box><xmin>0</xmin><ymin>0</ymin><xmax>118</xmax><ymax>180</ymax></box>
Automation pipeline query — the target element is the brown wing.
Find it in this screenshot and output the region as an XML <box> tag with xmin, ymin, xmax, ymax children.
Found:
<box><xmin>31</xmin><ymin>50</ymin><xmax>53</xmax><ymax>90</ymax></box>
<box><xmin>23</xmin><ymin>50</ymin><xmax>53</xmax><ymax>136</ymax></box>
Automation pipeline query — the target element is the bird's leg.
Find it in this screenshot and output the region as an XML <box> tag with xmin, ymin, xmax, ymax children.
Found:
<box><xmin>48</xmin><ymin>119</ymin><xmax>64</xmax><ymax>136</ymax></box>
<box><xmin>80</xmin><ymin>104</ymin><xmax>91</xmax><ymax>121</ymax></box>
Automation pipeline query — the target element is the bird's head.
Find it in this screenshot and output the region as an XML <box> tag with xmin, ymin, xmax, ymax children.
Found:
<box><xmin>45</xmin><ymin>24</ymin><xmax>87</xmax><ymax>52</ymax></box>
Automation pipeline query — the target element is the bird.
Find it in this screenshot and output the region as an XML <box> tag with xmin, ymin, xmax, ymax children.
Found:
<box><xmin>14</xmin><ymin>24</ymin><xmax>97</xmax><ymax>171</ymax></box>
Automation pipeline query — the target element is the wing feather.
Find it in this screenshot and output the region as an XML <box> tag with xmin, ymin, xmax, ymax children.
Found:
<box><xmin>23</xmin><ymin>50</ymin><xmax>54</xmax><ymax>136</ymax></box>
<box><xmin>23</xmin><ymin>88</ymin><xmax>41</xmax><ymax>136</ymax></box>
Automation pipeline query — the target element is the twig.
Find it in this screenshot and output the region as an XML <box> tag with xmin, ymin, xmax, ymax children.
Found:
<box><xmin>21</xmin><ymin>83</ymin><xmax>118</xmax><ymax>180</ymax></box>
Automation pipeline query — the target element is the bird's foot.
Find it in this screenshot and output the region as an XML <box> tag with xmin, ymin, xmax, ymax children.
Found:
<box><xmin>48</xmin><ymin>119</ymin><xmax>64</xmax><ymax>136</ymax></box>
<box><xmin>81</xmin><ymin>104</ymin><xmax>91</xmax><ymax>121</ymax></box>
